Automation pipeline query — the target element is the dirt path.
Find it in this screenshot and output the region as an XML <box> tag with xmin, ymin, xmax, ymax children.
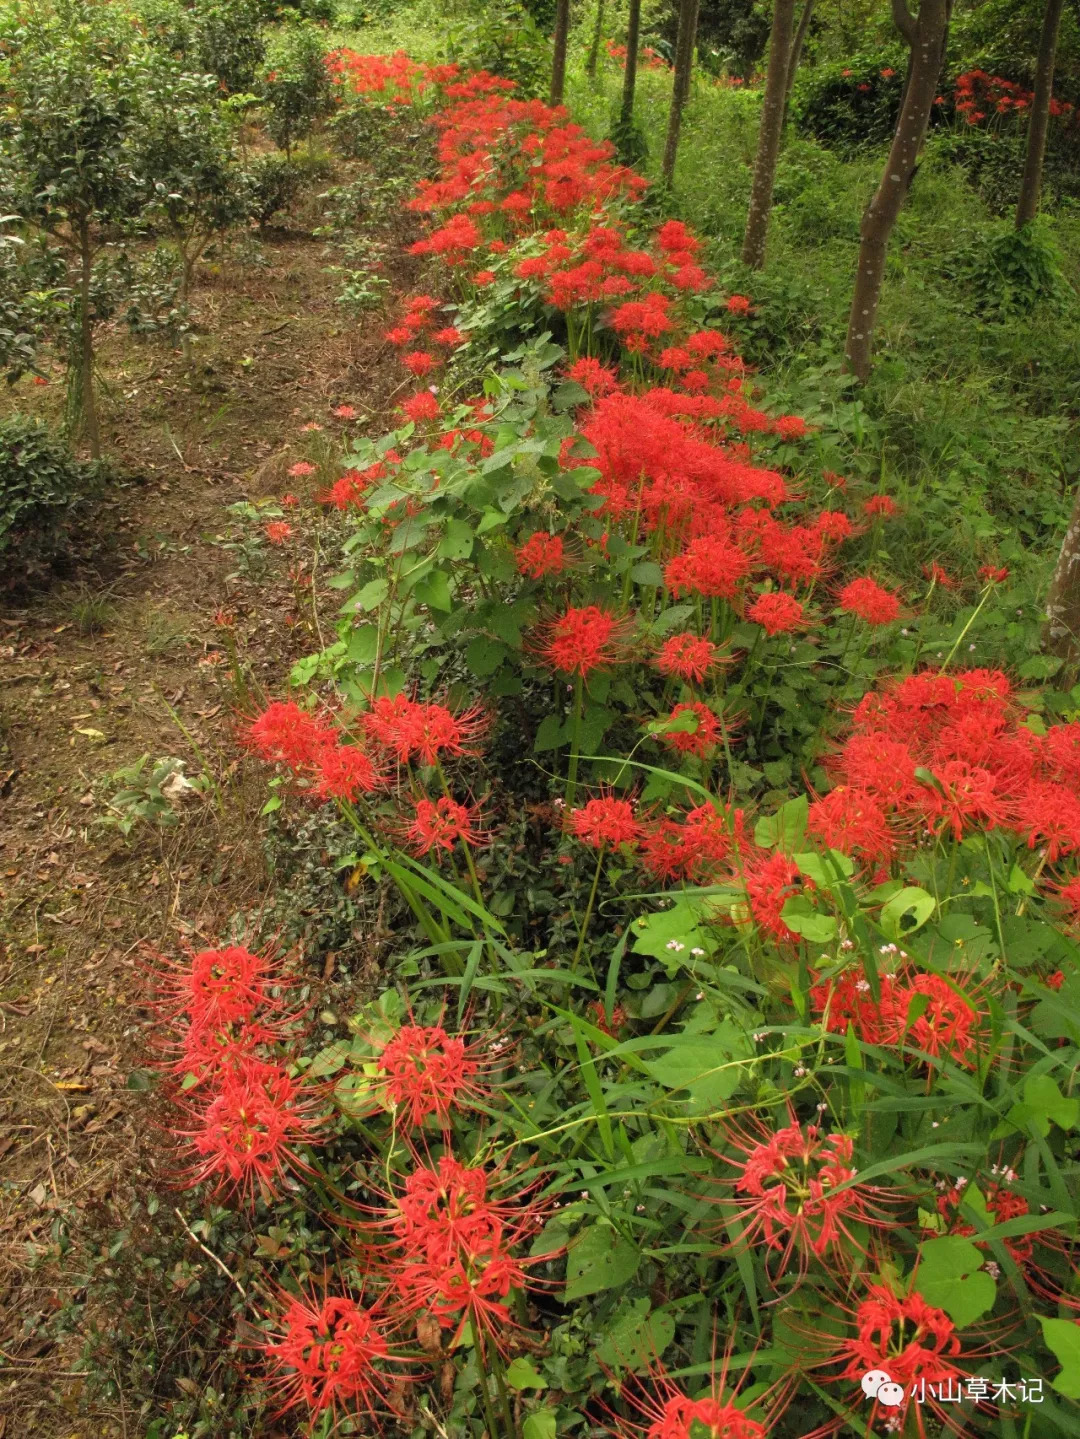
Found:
<box><xmin>0</xmin><ymin>192</ymin><xmax>413</xmax><ymax>1436</ymax></box>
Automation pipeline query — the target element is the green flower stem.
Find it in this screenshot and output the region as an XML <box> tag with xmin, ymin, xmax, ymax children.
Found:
<box><xmin>572</xmin><ymin>843</ymin><xmax>606</xmax><ymax>973</ymax></box>
<box><xmin>938</xmin><ymin>581</ymin><xmax>994</xmax><ymax>674</ymax></box>
<box><xmin>565</xmin><ymin>671</ymin><xmax>584</xmax><ymax>808</ymax></box>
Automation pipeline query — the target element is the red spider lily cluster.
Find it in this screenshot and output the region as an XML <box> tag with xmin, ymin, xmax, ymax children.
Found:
<box><xmin>149</xmin><ymin>943</ymin><xmax>324</xmax><ymax>1204</ymax></box>
<box><xmin>820</xmin><ymin>669</ymin><xmax>1080</xmax><ymax>866</ymax></box>
<box><xmin>605</xmin><ymin>40</ymin><xmax>670</xmax><ymax>72</ymax></box>
<box><xmin>954</xmin><ymin>69</ymin><xmax>1077</xmax><ymax>127</ymax></box>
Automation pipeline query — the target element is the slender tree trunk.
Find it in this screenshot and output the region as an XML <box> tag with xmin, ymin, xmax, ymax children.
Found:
<box><xmin>785</xmin><ymin>0</ymin><xmax>816</xmax><ymax>101</ymax></box>
<box><xmin>1016</xmin><ymin>0</ymin><xmax>1065</xmax><ymax>228</ymax></box>
<box><xmin>619</xmin><ymin>0</ymin><xmax>642</xmax><ymax>129</ymax></box>
<box><xmin>585</xmin><ymin>0</ymin><xmax>604</xmax><ymax>77</ymax></box>
<box><xmin>550</xmin><ymin>0</ymin><xmax>571</xmax><ymax>106</ymax></box>
<box><xmin>843</xmin><ymin>0</ymin><xmax>949</xmax><ymax>383</ymax></box>
<box><xmin>1044</xmin><ymin>483</ymin><xmax>1080</xmax><ymax>670</ymax></box>
<box><xmin>740</xmin><ymin>0</ymin><xmax>796</xmax><ymax>269</ymax></box>
<box><xmin>76</xmin><ymin>217</ymin><xmax>100</xmax><ymax>460</ymax></box>
<box><xmin>661</xmin><ymin>0</ymin><xmax>701</xmax><ymax>185</ymax></box>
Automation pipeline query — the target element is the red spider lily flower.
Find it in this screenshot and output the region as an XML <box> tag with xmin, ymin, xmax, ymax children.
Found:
<box><xmin>773</xmin><ymin>414</ymin><xmax>807</xmax><ymax>440</ymax></box>
<box><xmin>1015</xmin><ymin>780</ymin><xmax>1080</xmax><ymax>861</ymax></box>
<box><xmin>814</xmin><ymin>509</ymin><xmax>854</xmax><ymax>543</ymax></box>
<box><xmin>384</xmin><ymin>325</ymin><xmax>415</xmax><ymax>345</ymax></box>
<box><xmin>265</xmin><ymin>521</ymin><xmax>292</xmax><ymax>545</ymax></box>
<box><xmin>809</xmin><ymin>968</ymin><xmax>907</xmax><ymax>1046</ymax></box>
<box><xmin>405</xmin><ymin>795</ymin><xmax>487</xmax><ymax>857</ymax></box>
<box><xmin>515</xmin><ymin>531</ymin><xmax>566</xmax><ymax>578</ymax></box>
<box><xmin>979</xmin><ymin>564</ymin><xmax>1009</xmax><ymax>584</ymax></box>
<box><xmin>660</xmin><ymin>702</ymin><xmax>722</xmax><ymax>758</ymax></box>
<box><xmin>400</xmin><ymin>390</ymin><xmax>441</xmax><ymax>424</ymax></box>
<box><xmin>361</xmin><ymin>695</ymin><xmax>489</xmax><ymax>766</ymax></box>
<box><xmin>863</xmin><ymin>494</ymin><xmax>899</xmax><ymax>518</ymax></box>
<box><xmin>924</xmin><ymin>560</ymin><xmax>957</xmax><ymax>589</ymax></box>
<box><xmin>935</xmin><ymin>1180</ymin><xmax>1034</xmax><ymax>1263</ymax></box>
<box><xmin>150</xmin><ymin>943</ymin><xmax>282</xmax><ymax>1034</ymax></box>
<box><xmin>403</xmin><ymin>350</ymin><xmax>437</xmax><ymax>377</ymax></box>
<box><xmin>567</xmin><ymin>794</ymin><xmax>643</xmax><ymax>848</ymax></box>
<box><xmin>746</xmin><ymin>591</ymin><xmax>805</xmax><ymax>636</ymax></box>
<box><xmin>372</xmin><ymin>1023</ymin><xmax>490</xmax><ymax>1127</ymax></box>
<box><xmin>665</xmin><ymin>535</ymin><xmax>751</xmax><ymax>601</ymax></box>
<box><xmin>1053</xmin><ymin>873</ymin><xmax>1080</xmax><ymax>928</ymax></box>
<box><xmin>638</xmin><ymin>817</ymin><xmax>702</xmax><ymax>882</ymax></box>
<box><xmin>261</xmin><ymin>1286</ymin><xmax>409</xmax><ymax>1426</ymax></box>
<box><xmin>709</xmin><ymin>1115</ymin><xmax>894</xmax><ymax>1280</ymax></box>
<box><xmin>739</xmin><ymin>850</ymin><xmax>807</xmax><ymax>943</ymax></box>
<box><xmin>807</xmin><ymin>786</ymin><xmax>894</xmax><ymax>866</ymax></box>
<box><xmin>288</xmin><ymin>460</ymin><xmax>316</xmax><ymax>478</ymax></box>
<box><xmin>821</xmin><ymin>1282</ymin><xmax>987</xmax><ymax>1439</ymax></box>
<box><xmin>182</xmin><ymin>1059</ymin><xmax>324</xmax><ymax>1203</ymax></box>
<box><xmin>244</xmin><ymin>701</ymin><xmax>337</xmax><ymax>770</ymax></box>
<box><xmin>653</xmin><ymin>631</ymin><xmax>723</xmax><ymax>684</ymax></box>
<box><xmin>213</xmin><ymin>608</ymin><xmax>235</xmax><ymax>627</ymax></box>
<box><xmin>332</xmin><ymin>404</ymin><xmax>358</xmax><ymax>420</ymax></box>
<box><xmin>537</xmin><ymin>604</ymin><xmax>631</xmax><ymax>679</ymax></box>
<box><xmin>567</xmin><ymin>356</ymin><xmax>620</xmax><ymax>396</ymax></box>
<box><xmin>281</xmin><ymin>493</ymin><xmax>300</xmax><ymax>507</ymax></box>
<box><xmin>914</xmin><ymin>760</ymin><xmax>1011</xmax><ymax>842</ymax></box>
<box><xmin>473</xmin><ymin>269</ymin><xmax>496</xmax><ymax>286</ymax></box>
<box><xmin>904</xmin><ymin>971</ymin><xmax>983</xmax><ymax>1067</ymax></box>
<box><xmin>837</xmin><ymin>576</ymin><xmax>900</xmax><ymax>625</ymax></box>
<box><xmin>589</xmin><ymin>998</ymin><xmax>628</xmax><ymax>1037</ymax></box>
<box><xmin>312</xmin><ymin>741</ymin><xmax>385</xmax><ymax>801</ymax></box>
<box><xmin>432</xmin><ymin>327</ymin><xmax>466</xmax><ymax>347</ymax></box>
<box><xmin>725</xmin><ymin>294</ymin><xmax>752</xmax><ymax>314</ymax></box>
<box><xmin>386</xmin><ymin>1153</ymin><xmax>556</xmax><ymax>1348</ymax></box>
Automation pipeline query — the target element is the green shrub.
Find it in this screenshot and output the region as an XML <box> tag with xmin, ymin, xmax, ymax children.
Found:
<box><xmin>0</xmin><ymin>414</ymin><xmax>105</xmax><ymax>574</ymax></box>
<box><xmin>793</xmin><ymin>54</ymin><xmax>910</xmax><ymax>151</ymax></box>
<box><xmin>445</xmin><ymin>0</ymin><xmax>549</xmax><ymax>98</ymax></box>
<box><xmin>193</xmin><ymin>0</ymin><xmax>267</xmax><ymax>93</ymax></box>
<box><xmin>259</xmin><ymin>21</ymin><xmax>335</xmax><ymax>154</ymax></box>
<box><xmin>958</xmin><ymin>219</ymin><xmax>1069</xmax><ymax>317</ymax></box>
<box><xmin>247</xmin><ymin>151</ymin><xmax>304</xmax><ymax>224</ymax></box>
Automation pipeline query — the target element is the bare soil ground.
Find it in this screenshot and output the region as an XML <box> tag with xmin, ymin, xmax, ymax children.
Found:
<box><xmin>0</xmin><ymin>182</ymin><xmax>416</xmax><ymax>1437</ymax></box>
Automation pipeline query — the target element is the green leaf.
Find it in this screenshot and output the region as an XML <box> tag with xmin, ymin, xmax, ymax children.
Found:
<box><xmin>913</xmin><ymin>1237</ymin><xmax>996</xmax><ymax>1328</ymax></box>
<box><xmin>1042</xmin><ymin>1316</ymin><xmax>1080</xmax><ymax>1398</ymax></box>
<box><xmin>465</xmin><ymin>636</ymin><xmax>507</xmax><ymax>677</ymax></box>
<box><xmin>347</xmin><ymin>577</ymin><xmax>389</xmax><ymax>613</ymax></box>
<box><xmin>999</xmin><ymin>1073</ymin><xmax>1080</xmax><ymax>1138</ymax></box>
<box><xmin>564</xmin><ymin>1221</ymin><xmax>640</xmax><ymax>1299</ymax></box>
<box><xmin>437</xmin><ymin>517</ymin><xmax>474</xmax><ymax>560</ymax></box>
<box><xmin>879</xmin><ymin>886</ymin><xmax>936</xmax><ymax>940</ymax></box>
<box><xmin>641</xmin><ymin>1026</ymin><xmax>749</xmax><ymax>1110</ymax></box>
<box><xmin>780</xmin><ymin>896</ymin><xmax>837</xmax><ymax>942</ymax></box>
<box><xmin>415</xmin><ymin>568</ymin><xmax>452</xmax><ymax>613</ymax></box>
<box><xmin>594</xmin><ymin>1298</ymin><xmax>675</xmax><ymax>1371</ymax></box>
<box><xmin>505</xmin><ymin>1358</ymin><xmax>545</xmax><ymax>1390</ymax></box>
<box><xmin>533</xmin><ymin>713</ymin><xmax>565</xmax><ymax>753</ymax></box>
<box><xmin>309</xmin><ymin>1040</ymin><xmax>351</xmax><ymax>1078</ymax></box>
<box><xmin>754</xmin><ymin>795</ymin><xmax>808</xmax><ymax>852</ymax></box>
<box><xmin>522</xmin><ymin>1411</ymin><xmax>557</xmax><ymax>1439</ymax></box>
<box><xmin>631</xmin><ymin>898</ymin><xmax>712</xmax><ymax>962</ymax></box>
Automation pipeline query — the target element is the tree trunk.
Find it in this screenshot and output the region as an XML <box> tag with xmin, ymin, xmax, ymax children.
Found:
<box><xmin>619</xmin><ymin>0</ymin><xmax>642</xmax><ymax>129</ymax></box>
<box><xmin>1044</xmin><ymin>483</ymin><xmax>1080</xmax><ymax>670</ymax></box>
<box><xmin>76</xmin><ymin>217</ymin><xmax>100</xmax><ymax>460</ymax></box>
<box><xmin>842</xmin><ymin>0</ymin><xmax>949</xmax><ymax>383</ymax></box>
<box><xmin>585</xmin><ymin>0</ymin><xmax>605</xmax><ymax>77</ymax></box>
<box><xmin>1016</xmin><ymin>0</ymin><xmax>1065</xmax><ymax>228</ymax></box>
<box><xmin>661</xmin><ymin>0</ymin><xmax>701</xmax><ymax>185</ymax></box>
<box><xmin>740</xmin><ymin>0</ymin><xmax>796</xmax><ymax>269</ymax></box>
<box><xmin>550</xmin><ymin>0</ymin><xmax>571</xmax><ymax>106</ymax></box>
<box><xmin>785</xmin><ymin>0</ymin><xmax>816</xmax><ymax>101</ymax></box>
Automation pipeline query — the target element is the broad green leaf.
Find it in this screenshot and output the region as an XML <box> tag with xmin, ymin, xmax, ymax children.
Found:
<box><xmin>879</xmin><ymin>886</ymin><xmax>936</xmax><ymax>940</ymax></box>
<box><xmin>522</xmin><ymin>1411</ymin><xmax>557</xmax><ymax>1439</ymax></box>
<box><xmin>415</xmin><ymin>568</ymin><xmax>452</xmax><ymax>612</ymax></box>
<box><xmin>913</xmin><ymin>1237</ymin><xmax>996</xmax><ymax>1327</ymax></box>
<box><xmin>631</xmin><ymin>898</ymin><xmax>711</xmax><ymax>961</ymax></box>
<box><xmin>641</xmin><ymin>1025</ymin><xmax>750</xmax><ymax>1110</ymax></box>
<box><xmin>437</xmin><ymin>517</ymin><xmax>474</xmax><ymax>560</ymax></box>
<box><xmin>309</xmin><ymin>1040</ymin><xmax>351</xmax><ymax>1078</ymax></box>
<box><xmin>780</xmin><ymin>895</ymin><xmax>837</xmax><ymax>943</ymax></box>
<box><xmin>533</xmin><ymin>713</ymin><xmax>565</xmax><ymax>753</ymax></box>
<box><xmin>465</xmin><ymin>636</ymin><xmax>507</xmax><ymax>677</ymax></box>
<box><xmin>754</xmin><ymin>795</ymin><xmax>808</xmax><ymax>852</ymax></box>
<box><xmin>347</xmin><ymin>577</ymin><xmax>389</xmax><ymax>613</ymax></box>
<box><xmin>594</xmin><ymin>1298</ymin><xmax>675</xmax><ymax>1371</ymax></box>
<box><xmin>1042</xmin><ymin>1316</ymin><xmax>1080</xmax><ymax>1398</ymax></box>
<box><xmin>564</xmin><ymin>1221</ymin><xmax>640</xmax><ymax>1300</ymax></box>
<box><xmin>505</xmin><ymin>1357</ymin><xmax>545</xmax><ymax>1390</ymax></box>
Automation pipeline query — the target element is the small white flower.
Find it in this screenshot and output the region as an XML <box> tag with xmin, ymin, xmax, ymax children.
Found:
<box><xmin>984</xmin><ymin>1261</ymin><xmax>1000</xmax><ymax>1280</ymax></box>
<box><xmin>690</xmin><ymin>946</ymin><xmax>705</xmax><ymax>957</ymax></box>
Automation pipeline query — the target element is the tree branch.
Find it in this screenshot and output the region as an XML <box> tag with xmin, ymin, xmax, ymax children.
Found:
<box><xmin>891</xmin><ymin>0</ymin><xmax>917</xmax><ymax>45</ymax></box>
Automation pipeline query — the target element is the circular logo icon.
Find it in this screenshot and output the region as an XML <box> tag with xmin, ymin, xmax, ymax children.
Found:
<box><xmin>861</xmin><ymin>1370</ymin><xmax>892</xmax><ymax>1399</ymax></box>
